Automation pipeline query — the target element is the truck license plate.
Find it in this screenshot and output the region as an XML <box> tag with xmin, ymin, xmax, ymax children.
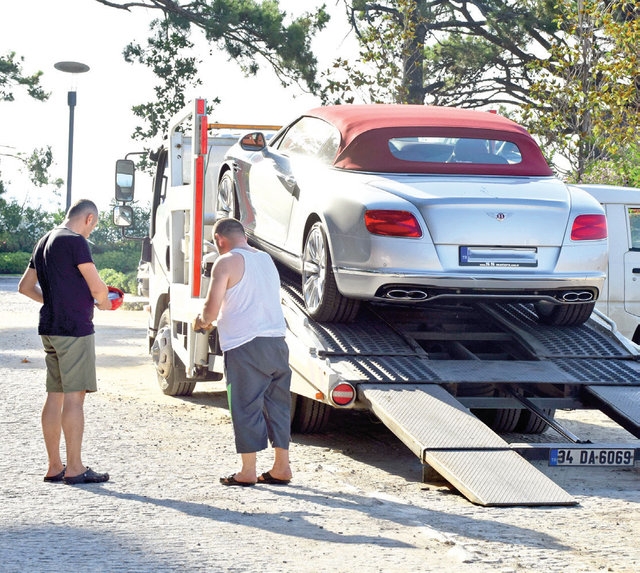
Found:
<box><xmin>549</xmin><ymin>448</ymin><xmax>635</xmax><ymax>467</ymax></box>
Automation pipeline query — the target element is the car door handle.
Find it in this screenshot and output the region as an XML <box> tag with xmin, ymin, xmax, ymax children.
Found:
<box><xmin>633</xmin><ymin>268</ymin><xmax>640</xmax><ymax>274</ymax></box>
<box><xmin>276</xmin><ymin>172</ymin><xmax>298</xmax><ymax>194</ymax></box>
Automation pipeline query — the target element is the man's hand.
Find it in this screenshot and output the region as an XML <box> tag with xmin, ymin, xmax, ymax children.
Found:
<box><xmin>193</xmin><ymin>314</ymin><xmax>214</xmax><ymax>334</ymax></box>
<box><xmin>95</xmin><ymin>298</ymin><xmax>113</xmax><ymax>311</ymax></box>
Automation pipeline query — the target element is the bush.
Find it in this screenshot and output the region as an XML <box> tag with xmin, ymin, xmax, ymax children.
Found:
<box><xmin>98</xmin><ymin>269</ymin><xmax>139</xmax><ymax>295</ymax></box>
<box><xmin>126</xmin><ymin>271</ymin><xmax>138</xmax><ymax>295</ymax></box>
<box><xmin>0</xmin><ymin>251</ymin><xmax>31</xmax><ymax>274</ymax></box>
<box><xmin>93</xmin><ymin>250</ymin><xmax>140</xmax><ymax>274</ymax></box>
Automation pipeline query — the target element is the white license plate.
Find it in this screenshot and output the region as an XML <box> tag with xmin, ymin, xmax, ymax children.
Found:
<box><xmin>549</xmin><ymin>448</ymin><xmax>635</xmax><ymax>467</ymax></box>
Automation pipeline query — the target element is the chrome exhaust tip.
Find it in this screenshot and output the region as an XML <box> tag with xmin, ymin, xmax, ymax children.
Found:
<box><xmin>384</xmin><ymin>289</ymin><xmax>429</xmax><ymax>301</ymax></box>
<box><xmin>561</xmin><ymin>291</ymin><xmax>594</xmax><ymax>302</ymax></box>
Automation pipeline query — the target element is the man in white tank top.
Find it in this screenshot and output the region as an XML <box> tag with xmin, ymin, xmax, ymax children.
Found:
<box><xmin>195</xmin><ymin>218</ymin><xmax>292</xmax><ymax>486</ymax></box>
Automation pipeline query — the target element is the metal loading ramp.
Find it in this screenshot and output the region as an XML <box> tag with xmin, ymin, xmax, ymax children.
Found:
<box><xmin>583</xmin><ymin>386</ymin><xmax>640</xmax><ymax>438</ymax></box>
<box><xmin>360</xmin><ymin>383</ymin><xmax>576</xmax><ymax>507</ymax></box>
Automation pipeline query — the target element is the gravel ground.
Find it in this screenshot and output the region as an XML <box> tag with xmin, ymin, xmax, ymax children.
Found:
<box><xmin>1</xmin><ymin>275</ymin><xmax>639</xmax><ymax>573</ymax></box>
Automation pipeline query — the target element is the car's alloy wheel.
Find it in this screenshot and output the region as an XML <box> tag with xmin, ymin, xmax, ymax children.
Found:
<box><xmin>302</xmin><ymin>222</ymin><xmax>359</xmax><ymax>322</ymax></box>
<box><xmin>216</xmin><ymin>171</ymin><xmax>238</xmax><ymax>219</ymax></box>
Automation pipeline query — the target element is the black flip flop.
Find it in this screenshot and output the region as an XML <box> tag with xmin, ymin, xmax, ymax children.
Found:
<box><xmin>258</xmin><ymin>471</ymin><xmax>291</xmax><ymax>485</ymax></box>
<box><xmin>220</xmin><ymin>474</ymin><xmax>255</xmax><ymax>487</ymax></box>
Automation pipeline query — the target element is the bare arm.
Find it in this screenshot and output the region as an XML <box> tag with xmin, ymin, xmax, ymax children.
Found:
<box><xmin>18</xmin><ymin>267</ymin><xmax>43</xmax><ymax>304</ymax></box>
<box><xmin>78</xmin><ymin>262</ymin><xmax>111</xmax><ymax>310</ymax></box>
<box><xmin>196</xmin><ymin>252</ymin><xmax>243</xmax><ymax>328</ymax></box>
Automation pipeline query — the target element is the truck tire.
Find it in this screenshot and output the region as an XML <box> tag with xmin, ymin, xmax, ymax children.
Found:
<box><xmin>291</xmin><ymin>393</ymin><xmax>331</xmax><ymax>433</ymax></box>
<box><xmin>302</xmin><ymin>222</ymin><xmax>359</xmax><ymax>323</ymax></box>
<box><xmin>535</xmin><ymin>301</ymin><xmax>595</xmax><ymax>326</ymax></box>
<box><xmin>152</xmin><ymin>309</ymin><xmax>196</xmax><ymax>396</ymax></box>
<box><xmin>474</xmin><ymin>408</ymin><xmax>521</xmax><ymax>433</ymax></box>
<box><xmin>513</xmin><ymin>408</ymin><xmax>556</xmax><ymax>434</ymax></box>
<box><xmin>457</xmin><ymin>383</ymin><xmax>521</xmax><ymax>433</ymax></box>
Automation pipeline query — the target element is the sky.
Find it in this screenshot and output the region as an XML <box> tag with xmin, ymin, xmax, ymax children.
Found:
<box><xmin>0</xmin><ymin>0</ymin><xmax>353</xmax><ymax>212</ymax></box>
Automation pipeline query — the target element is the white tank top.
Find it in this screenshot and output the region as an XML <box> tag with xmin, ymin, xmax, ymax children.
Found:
<box><xmin>216</xmin><ymin>248</ymin><xmax>286</xmax><ymax>351</ymax></box>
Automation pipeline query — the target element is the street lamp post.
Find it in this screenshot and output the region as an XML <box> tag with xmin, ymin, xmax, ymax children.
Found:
<box><xmin>54</xmin><ymin>61</ymin><xmax>90</xmax><ymax>212</ymax></box>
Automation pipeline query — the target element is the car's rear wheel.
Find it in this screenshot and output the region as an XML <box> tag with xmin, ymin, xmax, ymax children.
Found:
<box><xmin>535</xmin><ymin>301</ymin><xmax>595</xmax><ymax>326</ymax></box>
<box><xmin>302</xmin><ymin>222</ymin><xmax>359</xmax><ymax>322</ymax></box>
<box><xmin>216</xmin><ymin>171</ymin><xmax>238</xmax><ymax>219</ymax></box>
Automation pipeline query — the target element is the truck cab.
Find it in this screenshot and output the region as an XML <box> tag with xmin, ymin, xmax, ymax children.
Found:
<box><xmin>113</xmin><ymin>99</ymin><xmax>281</xmax><ymax>395</ymax></box>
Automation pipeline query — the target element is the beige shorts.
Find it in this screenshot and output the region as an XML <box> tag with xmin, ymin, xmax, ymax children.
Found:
<box><xmin>41</xmin><ymin>334</ymin><xmax>97</xmax><ymax>393</ymax></box>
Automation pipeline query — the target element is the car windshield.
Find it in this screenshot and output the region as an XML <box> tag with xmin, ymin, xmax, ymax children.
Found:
<box><xmin>388</xmin><ymin>137</ymin><xmax>522</xmax><ymax>165</ymax></box>
<box><xmin>275</xmin><ymin>116</ymin><xmax>341</xmax><ymax>165</ymax></box>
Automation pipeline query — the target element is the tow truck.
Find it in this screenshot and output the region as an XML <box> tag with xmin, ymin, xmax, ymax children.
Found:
<box><xmin>113</xmin><ymin>99</ymin><xmax>640</xmax><ymax>506</ymax></box>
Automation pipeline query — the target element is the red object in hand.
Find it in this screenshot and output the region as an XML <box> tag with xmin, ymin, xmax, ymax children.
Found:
<box><xmin>107</xmin><ymin>286</ymin><xmax>125</xmax><ymax>310</ymax></box>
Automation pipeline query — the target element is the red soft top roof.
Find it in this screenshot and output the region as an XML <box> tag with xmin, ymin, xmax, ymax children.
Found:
<box><xmin>304</xmin><ymin>104</ymin><xmax>553</xmax><ymax>176</ymax></box>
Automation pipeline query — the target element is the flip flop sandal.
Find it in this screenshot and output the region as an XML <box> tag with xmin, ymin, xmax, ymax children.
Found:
<box><xmin>258</xmin><ymin>471</ymin><xmax>291</xmax><ymax>485</ymax></box>
<box><xmin>220</xmin><ymin>474</ymin><xmax>255</xmax><ymax>487</ymax></box>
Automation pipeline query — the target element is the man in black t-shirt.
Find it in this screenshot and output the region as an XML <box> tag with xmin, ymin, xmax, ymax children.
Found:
<box><xmin>19</xmin><ymin>199</ymin><xmax>112</xmax><ymax>485</ymax></box>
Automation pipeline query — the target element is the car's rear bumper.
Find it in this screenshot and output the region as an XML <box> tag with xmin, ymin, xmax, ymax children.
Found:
<box><xmin>334</xmin><ymin>268</ymin><xmax>606</xmax><ymax>304</ymax></box>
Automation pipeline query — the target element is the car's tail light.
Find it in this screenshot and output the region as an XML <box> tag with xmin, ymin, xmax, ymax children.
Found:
<box><xmin>571</xmin><ymin>214</ymin><xmax>607</xmax><ymax>241</ymax></box>
<box><xmin>364</xmin><ymin>210</ymin><xmax>422</xmax><ymax>237</ymax></box>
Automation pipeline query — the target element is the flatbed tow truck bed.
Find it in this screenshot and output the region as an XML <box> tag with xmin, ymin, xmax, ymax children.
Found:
<box><xmin>278</xmin><ymin>272</ymin><xmax>640</xmax><ymax>506</ymax></box>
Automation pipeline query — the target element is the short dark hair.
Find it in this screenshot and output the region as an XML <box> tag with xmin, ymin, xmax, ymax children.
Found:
<box><xmin>67</xmin><ymin>199</ymin><xmax>98</xmax><ymax>220</ymax></box>
<box><xmin>213</xmin><ymin>217</ymin><xmax>245</xmax><ymax>239</ymax></box>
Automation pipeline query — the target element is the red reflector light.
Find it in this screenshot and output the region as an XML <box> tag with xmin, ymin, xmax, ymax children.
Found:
<box><xmin>571</xmin><ymin>214</ymin><xmax>607</xmax><ymax>241</ymax></box>
<box><xmin>331</xmin><ymin>383</ymin><xmax>356</xmax><ymax>406</ymax></box>
<box><xmin>364</xmin><ymin>210</ymin><xmax>422</xmax><ymax>237</ymax></box>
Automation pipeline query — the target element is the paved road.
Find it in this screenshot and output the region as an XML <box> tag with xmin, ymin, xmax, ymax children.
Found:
<box><xmin>1</xmin><ymin>275</ymin><xmax>639</xmax><ymax>573</ymax></box>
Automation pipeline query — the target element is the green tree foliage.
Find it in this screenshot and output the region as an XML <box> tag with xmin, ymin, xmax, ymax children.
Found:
<box><xmin>90</xmin><ymin>203</ymin><xmax>150</xmax><ymax>273</ymax></box>
<box><xmin>524</xmin><ymin>0</ymin><xmax>640</xmax><ymax>183</ymax></box>
<box><xmin>0</xmin><ymin>200</ymin><xmax>60</xmax><ymax>252</ymax></box>
<box><xmin>0</xmin><ymin>52</ymin><xmax>63</xmax><ymax>193</ymax></box>
<box><xmin>0</xmin><ymin>199</ymin><xmax>149</xmax><ymax>286</ymax></box>
<box><xmin>322</xmin><ymin>0</ymin><xmax>560</xmax><ymax>106</ymax></box>
<box><xmin>324</xmin><ymin>1</ymin><xmax>638</xmax><ymax>184</ymax></box>
<box><xmin>0</xmin><ymin>51</ymin><xmax>49</xmax><ymax>102</ymax></box>
<box><xmin>94</xmin><ymin>0</ymin><xmax>329</xmax><ymax>140</ymax></box>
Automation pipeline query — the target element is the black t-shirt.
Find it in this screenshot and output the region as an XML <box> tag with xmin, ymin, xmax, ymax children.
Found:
<box><xmin>29</xmin><ymin>226</ymin><xmax>96</xmax><ymax>337</ymax></box>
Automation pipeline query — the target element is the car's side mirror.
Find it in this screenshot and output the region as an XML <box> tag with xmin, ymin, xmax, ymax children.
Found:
<box><xmin>240</xmin><ymin>132</ymin><xmax>266</xmax><ymax>151</ymax></box>
<box><xmin>113</xmin><ymin>205</ymin><xmax>134</xmax><ymax>228</ymax></box>
<box><xmin>115</xmin><ymin>159</ymin><xmax>135</xmax><ymax>202</ymax></box>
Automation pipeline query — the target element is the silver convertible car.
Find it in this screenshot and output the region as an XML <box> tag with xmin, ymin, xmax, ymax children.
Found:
<box><xmin>215</xmin><ymin>104</ymin><xmax>608</xmax><ymax>325</ymax></box>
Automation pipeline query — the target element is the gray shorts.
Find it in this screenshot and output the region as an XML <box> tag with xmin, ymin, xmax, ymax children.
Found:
<box><xmin>224</xmin><ymin>336</ymin><xmax>291</xmax><ymax>453</ymax></box>
<box><xmin>41</xmin><ymin>334</ymin><xmax>97</xmax><ymax>393</ymax></box>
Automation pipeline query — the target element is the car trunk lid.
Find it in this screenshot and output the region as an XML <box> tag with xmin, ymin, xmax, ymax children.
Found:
<box><xmin>367</xmin><ymin>175</ymin><xmax>571</xmax><ymax>247</ymax></box>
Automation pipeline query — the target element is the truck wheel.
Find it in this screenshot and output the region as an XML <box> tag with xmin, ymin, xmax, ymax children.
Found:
<box><xmin>474</xmin><ymin>408</ymin><xmax>521</xmax><ymax>433</ymax></box>
<box><xmin>302</xmin><ymin>222</ymin><xmax>359</xmax><ymax>323</ymax></box>
<box><xmin>513</xmin><ymin>408</ymin><xmax>556</xmax><ymax>434</ymax></box>
<box><xmin>216</xmin><ymin>171</ymin><xmax>238</xmax><ymax>219</ymax></box>
<box><xmin>535</xmin><ymin>301</ymin><xmax>595</xmax><ymax>326</ymax></box>
<box><xmin>457</xmin><ymin>383</ymin><xmax>520</xmax><ymax>432</ymax></box>
<box><xmin>152</xmin><ymin>309</ymin><xmax>196</xmax><ymax>396</ymax></box>
<box><xmin>291</xmin><ymin>393</ymin><xmax>331</xmax><ymax>433</ymax></box>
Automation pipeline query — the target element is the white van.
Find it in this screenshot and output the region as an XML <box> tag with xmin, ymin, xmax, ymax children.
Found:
<box><xmin>577</xmin><ymin>184</ymin><xmax>640</xmax><ymax>343</ymax></box>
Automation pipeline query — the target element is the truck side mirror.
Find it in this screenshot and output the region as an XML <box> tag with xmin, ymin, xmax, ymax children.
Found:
<box><xmin>115</xmin><ymin>159</ymin><xmax>136</xmax><ymax>202</ymax></box>
<box><xmin>113</xmin><ymin>205</ymin><xmax>134</xmax><ymax>228</ymax></box>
